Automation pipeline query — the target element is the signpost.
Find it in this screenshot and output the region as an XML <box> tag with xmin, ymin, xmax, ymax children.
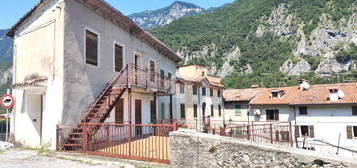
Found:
<box><xmin>0</xmin><ymin>89</ymin><xmax>14</xmax><ymax>142</ymax></box>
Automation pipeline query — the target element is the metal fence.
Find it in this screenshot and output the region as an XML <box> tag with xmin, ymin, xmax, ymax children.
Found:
<box><xmin>57</xmin><ymin>122</ymin><xmax>178</xmax><ymax>164</ymax></box>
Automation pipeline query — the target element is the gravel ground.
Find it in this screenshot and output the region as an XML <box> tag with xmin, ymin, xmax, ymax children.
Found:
<box><xmin>0</xmin><ymin>149</ymin><xmax>169</xmax><ymax>168</ymax></box>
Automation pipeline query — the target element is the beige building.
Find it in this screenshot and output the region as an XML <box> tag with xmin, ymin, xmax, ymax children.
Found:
<box><xmin>175</xmin><ymin>65</ymin><xmax>224</xmax><ymax>129</ymax></box>
<box><xmin>7</xmin><ymin>0</ymin><xmax>181</xmax><ymax>149</ymax></box>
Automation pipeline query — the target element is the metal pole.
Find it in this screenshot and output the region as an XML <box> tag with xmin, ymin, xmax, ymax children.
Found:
<box><xmin>6</xmin><ymin>89</ymin><xmax>10</xmax><ymax>142</ymax></box>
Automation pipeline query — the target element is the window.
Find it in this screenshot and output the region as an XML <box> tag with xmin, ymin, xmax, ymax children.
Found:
<box><xmin>218</xmin><ymin>105</ymin><xmax>222</xmax><ymax>116</ymax></box>
<box><xmin>211</xmin><ymin>105</ymin><xmax>214</xmax><ymax>116</ymax></box>
<box><xmin>193</xmin><ymin>85</ymin><xmax>198</xmax><ymax>95</ymax></box>
<box><xmin>210</xmin><ymin>88</ymin><xmax>213</xmax><ymax>96</ymax></box>
<box><xmin>193</xmin><ymin>104</ymin><xmax>198</xmax><ymax>118</ymax></box>
<box><xmin>149</xmin><ymin>60</ymin><xmax>155</xmax><ymax>82</ymax></box>
<box><xmin>202</xmin><ymin>87</ymin><xmax>206</xmax><ymax>96</ymax></box>
<box><xmin>114</xmin><ymin>44</ymin><xmax>123</xmax><ymax>72</ymax></box>
<box><xmin>300</xmin><ymin>125</ymin><xmax>314</xmax><ymax>138</ymax></box>
<box><xmin>179</xmin><ymin>84</ymin><xmax>185</xmax><ymax>94</ymax></box>
<box><xmin>180</xmin><ymin>104</ymin><xmax>186</xmax><ymax>119</ymax></box>
<box><xmin>235</xmin><ymin>105</ymin><xmax>241</xmax><ymax>116</ymax></box>
<box><xmin>271</xmin><ymin>92</ymin><xmax>279</xmax><ymax>98</ymax></box>
<box><xmin>160</xmin><ymin>69</ymin><xmax>165</xmax><ymax>87</ymax></box>
<box><xmin>347</xmin><ymin>126</ymin><xmax>357</xmax><ymax>139</ymax></box>
<box><xmin>266</xmin><ymin>109</ymin><xmax>279</xmax><ymax>121</ymax></box>
<box><xmin>85</xmin><ymin>30</ymin><xmax>98</xmax><ymax>66</ymax></box>
<box><xmin>353</xmin><ymin>106</ymin><xmax>357</xmax><ymax>116</ymax></box>
<box><xmin>299</xmin><ymin>106</ymin><xmax>308</xmax><ymax>115</ymax></box>
<box><xmin>168</xmin><ymin>72</ymin><xmax>172</xmax><ymax>80</ymax></box>
<box><xmin>217</xmin><ymin>90</ymin><xmax>221</xmax><ymax>97</ymax></box>
<box><xmin>160</xmin><ymin>103</ymin><xmax>165</xmax><ymax>120</ymax></box>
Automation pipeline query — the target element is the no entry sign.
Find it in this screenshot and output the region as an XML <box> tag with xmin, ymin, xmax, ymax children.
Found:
<box><xmin>0</xmin><ymin>94</ymin><xmax>14</xmax><ymax>109</ymax></box>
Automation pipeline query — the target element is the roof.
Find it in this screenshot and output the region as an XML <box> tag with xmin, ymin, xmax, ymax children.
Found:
<box><xmin>224</xmin><ymin>88</ymin><xmax>265</xmax><ymax>102</ymax></box>
<box><xmin>176</xmin><ymin>64</ymin><xmax>207</xmax><ymax>69</ymax></box>
<box><xmin>13</xmin><ymin>77</ymin><xmax>48</xmax><ymax>88</ymax></box>
<box><xmin>6</xmin><ymin>0</ymin><xmax>182</xmax><ymax>63</ymax></box>
<box><xmin>176</xmin><ymin>74</ymin><xmax>224</xmax><ymax>88</ymax></box>
<box><xmin>250</xmin><ymin>82</ymin><xmax>357</xmax><ymax>105</ymax></box>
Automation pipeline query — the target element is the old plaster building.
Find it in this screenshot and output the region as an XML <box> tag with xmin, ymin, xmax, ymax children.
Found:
<box><xmin>249</xmin><ymin>82</ymin><xmax>357</xmax><ymax>158</ymax></box>
<box><xmin>175</xmin><ymin>64</ymin><xmax>224</xmax><ymax>129</ymax></box>
<box><xmin>7</xmin><ymin>0</ymin><xmax>181</xmax><ymax>149</ymax></box>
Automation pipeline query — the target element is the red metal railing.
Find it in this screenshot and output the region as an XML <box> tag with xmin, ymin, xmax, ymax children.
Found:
<box><xmin>220</xmin><ymin>122</ymin><xmax>293</xmax><ymax>147</ymax></box>
<box><xmin>57</xmin><ymin>122</ymin><xmax>178</xmax><ymax>164</ymax></box>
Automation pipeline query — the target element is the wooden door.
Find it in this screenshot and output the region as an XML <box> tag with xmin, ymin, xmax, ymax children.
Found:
<box><xmin>115</xmin><ymin>99</ymin><xmax>124</xmax><ymax>123</ymax></box>
<box><xmin>135</xmin><ymin>100</ymin><xmax>142</xmax><ymax>136</ymax></box>
<box><xmin>135</xmin><ymin>100</ymin><xmax>142</xmax><ymax>124</ymax></box>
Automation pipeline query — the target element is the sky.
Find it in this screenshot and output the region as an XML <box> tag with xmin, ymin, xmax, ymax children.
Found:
<box><xmin>0</xmin><ymin>0</ymin><xmax>234</xmax><ymax>29</ymax></box>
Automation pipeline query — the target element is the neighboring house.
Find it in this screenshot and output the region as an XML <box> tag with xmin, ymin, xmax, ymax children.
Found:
<box><xmin>7</xmin><ymin>0</ymin><xmax>181</xmax><ymax>149</ymax></box>
<box><xmin>175</xmin><ymin>65</ymin><xmax>224</xmax><ymax>128</ymax></box>
<box><xmin>249</xmin><ymin>81</ymin><xmax>357</xmax><ymax>158</ymax></box>
<box><xmin>223</xmin><ymin>87</ymin><xmax>265</xmax><ymax>122</ymax></box>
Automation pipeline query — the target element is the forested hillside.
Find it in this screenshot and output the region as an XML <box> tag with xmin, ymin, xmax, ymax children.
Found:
<box><xmin>151</xmin><ymin>0</ymin><xmax>357</xmax><ymax>88</ymax></box>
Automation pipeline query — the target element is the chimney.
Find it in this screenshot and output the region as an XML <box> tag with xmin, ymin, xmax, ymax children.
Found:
<box><xmin>299</xmin><ymin>79</ymin><xmax>310</xmax><ymax>90</ymax></box>
<box><xmin>329</xmin><ymin>88</ymin><xmax>344</xmax><ymax>101</ymax></box>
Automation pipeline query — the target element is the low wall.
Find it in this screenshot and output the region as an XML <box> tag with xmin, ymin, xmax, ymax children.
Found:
<box><xmin>170</xmin><ymin>129</ymin><xmax>357</xmax><ymax>168</ymax></box>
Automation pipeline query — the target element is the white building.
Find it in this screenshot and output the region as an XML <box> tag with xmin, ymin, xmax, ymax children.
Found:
<box><xmin>7</xmin><ymin>0</ymin><xmax>181</xmax><ymax>149</ymax></box>
<box><xmin>249</xmin><ymin>82</ymin><xmax>357</xmax><ymax>159</ymax></box>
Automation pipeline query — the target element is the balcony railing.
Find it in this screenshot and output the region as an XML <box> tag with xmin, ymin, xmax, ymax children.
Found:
<box><xmin>112</xmin><ymin>64</ymin><xmax>176</xmax><ymax>95</ymax></box>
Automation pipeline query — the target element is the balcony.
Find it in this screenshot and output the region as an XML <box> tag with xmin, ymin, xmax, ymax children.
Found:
<box><xmin>111</xmin><ymin>64</ymin><xmax>176</xmax><ymax>95</ymax></box>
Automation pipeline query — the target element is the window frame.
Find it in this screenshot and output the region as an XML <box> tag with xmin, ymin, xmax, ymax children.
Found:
<box><xmin>354</xmin><ymin>126</ymin><xmax>357</xmax><ymax>138</ymax></box>
<box><xmin>202</xmin><ymin>87</ymin><xmax>206</xmax><ymax>96</ymax></box>
<box><xmin>266</xmin><ymin>109</ymin><xmax>279</xmax><ymax>121</ymax></box>
<box><xmin>179</xmin><ymin>83</ymin><xmax>185</xmax><ymax>94</ymax></box>
<box><xmin>217</xmin><ymin>89</ymin><xmax>221</xmax><ymax>97</ymax></box>
<box><xmin>352</xmin><ymin>106</ymin><xmax>357</xmax><ymax>116</ymax></box>
<box><xmin>180</xmin><ymin>104</ymin><xmax>186</xmax><ymax>119</ymax></box>
<box><xmin>193</xmin><ymin>104</ymin><xmax>198</xmax><ymax>118</ymax></box>
<box><xmin>210</xmin><ymin>88</ymin><xmax>214</xmax><ymax>97</ymax></box>
<box><xmin>193</xmin><ymin>85</ymin><xmax>198</xmax><ymax>95</ymax></box>
<box><xmin>218</xmin><ymin>105</ymin><xmax>222</xmax><ymax>116</ymax></box>
<box><xmin>235</xmin><ymin>104</ymin><xmax>241</xmax><ymax>116</ymax></box>
<box><xmin>113</xmin><ymin>41</ymin><xmax>125</xmax><ymax>72</ymax></box>
<box><xmin>211</xmin><ymin>105</ymin><xmax>214</xmax><ymax>116</ymax></box>
<box><xmin>84</xmin><ymin>28</ymin><xmax>100</xmax><ymax>67</ymax></box>
<box><xmin>299</xmin><ymin>106</ymin><xmax>308</xmax><ymax>115</ymax></box>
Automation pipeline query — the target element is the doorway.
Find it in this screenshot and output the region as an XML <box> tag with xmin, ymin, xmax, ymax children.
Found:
<box><xmin>135</xmin><ymin>99</ymin><xmax>142</xmax><ymax>136</ymax></box>
<box><xmin>115</xmin><ymin>99</ymin><xmax>124</xmax><ymax>123</ymax></box>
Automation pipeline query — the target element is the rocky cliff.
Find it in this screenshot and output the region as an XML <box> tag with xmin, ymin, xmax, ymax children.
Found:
<box><xmin>128</xmin><ymin>1</ymin><xmax>204</xmax><ymax>29</ymax></box>
<box><xmin>151</xmin><ymin>0</ymin><xmax>357</xmax><ymax>88</ymax></box>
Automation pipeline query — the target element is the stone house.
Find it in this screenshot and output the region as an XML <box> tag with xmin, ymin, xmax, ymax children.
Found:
<box><xmin>249</xmin><ymin>81</ymin><xmax>357</xmax><ymax>158</ymax></box>
<box><xmin>175</xmin><ymin>64</ymin><xmax>224</xmax><ymax>129</ymax></box>
<box><xmin>7</xmin><ymin>0</ymin><xmax>181</xmax><ymax>149</ymax></box>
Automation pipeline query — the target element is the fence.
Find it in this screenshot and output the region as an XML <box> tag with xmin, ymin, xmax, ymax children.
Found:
<box><xmin>57</xmin><ymin>122</ymin><xmax>177</xmax><ymax>164</ymax></box>
<box><xmin>220</xmin><ymin>122</ymin><xmax>293</xmax><ymax>147</ymax></box>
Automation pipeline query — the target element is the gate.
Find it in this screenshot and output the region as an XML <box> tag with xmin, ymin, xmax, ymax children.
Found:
<box><xmin>57</xmin><ymin>122</ymin><xmax>177</xmax><ymax>164</ymax></box>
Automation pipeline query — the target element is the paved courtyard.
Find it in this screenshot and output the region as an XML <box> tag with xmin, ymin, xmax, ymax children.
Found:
<box><xmin>0</xmin><ymin>148</ymin><xmax>168</xmax><ymax>168</ymax></box>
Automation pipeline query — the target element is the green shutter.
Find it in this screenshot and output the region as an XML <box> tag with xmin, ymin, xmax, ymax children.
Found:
<box><xmin>235</xmin><ymin>105</ymin><xmax>241</xmax><ymax>116</ymax></box>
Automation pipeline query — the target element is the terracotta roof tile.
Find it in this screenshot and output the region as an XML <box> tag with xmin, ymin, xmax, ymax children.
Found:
<box><xmin>224</xmin><ymin>88</ymin><xmax>265</xmax><ymax>102</ymax></box>
<box><xmin>250</xmin><ymin>82</ymin><xmax>357</xmax><ymax>105</ymax></box>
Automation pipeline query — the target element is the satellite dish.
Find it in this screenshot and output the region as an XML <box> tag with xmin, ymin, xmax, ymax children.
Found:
<box><xmin>254</xmin><ymin>109</ymin><xmax>261</xmax><ymax>116</ymax></box>
<box><xmin>300</xmin><ymin>81</ymin><xmax>310</xmax><ymax>90</ymax></box>
<box><xmin>337</xmin><ymin>89</ymin><xmax>345</xmax><ymax>99</ymax></box>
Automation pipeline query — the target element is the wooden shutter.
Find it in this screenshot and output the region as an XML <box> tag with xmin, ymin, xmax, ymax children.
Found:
<box><xmin>150</xmin><ymin>61</ymin><xmax>155</xmax><ymax>82</ymax></box>
<box><xmin>274</xmin><ymin>110</ymin><xmax>279</xmax><ymax>121</ymax></box>
<box><xmin>309</xmin><ymin>125</ymin><xmax>314</xmax><ymax>138</ymax></box>
<box><xmin>347</xmin><ymin>126</ymin><xmax>353</xmax><ymax>139</ymax></box>
<box><xmin>114</xmin><ymin>44</ymin><xmax>123</xmax><ymax>72</ymax></box>
<box><xmin>85</xmin><ymin>30</ymin><xmax>98</xmax><ymax>66</ymax></box>
<box><xmin>295</xmin><ymin>125</ymin><xmax>300</xmax><ymax>137</ymax></box>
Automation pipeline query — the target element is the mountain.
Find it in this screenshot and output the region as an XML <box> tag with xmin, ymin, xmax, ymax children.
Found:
<box><xmin>0</xmin><ymin>29</ymin><xmax>13</xmax><ymax>62</ymax></box>
<box><xmin>128</xmin><ymin>1</ymin><xmax>204</xmax><ymax>29</ymax></box>
<box><xmin>0</xmin><ymin>29</ymin><xmax>13</xmax><ymax>98</ymax></box>
<box><xmin>151</xmin><ymin>0</ymin><xmax>357</xmax><ymax>88</ymax></box>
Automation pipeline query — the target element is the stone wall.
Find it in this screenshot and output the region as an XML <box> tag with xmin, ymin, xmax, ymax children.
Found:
<box><xmin>170</xmin><ymin>129</ymin><xmax>357</xmax><ymax>168</ymax></box>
